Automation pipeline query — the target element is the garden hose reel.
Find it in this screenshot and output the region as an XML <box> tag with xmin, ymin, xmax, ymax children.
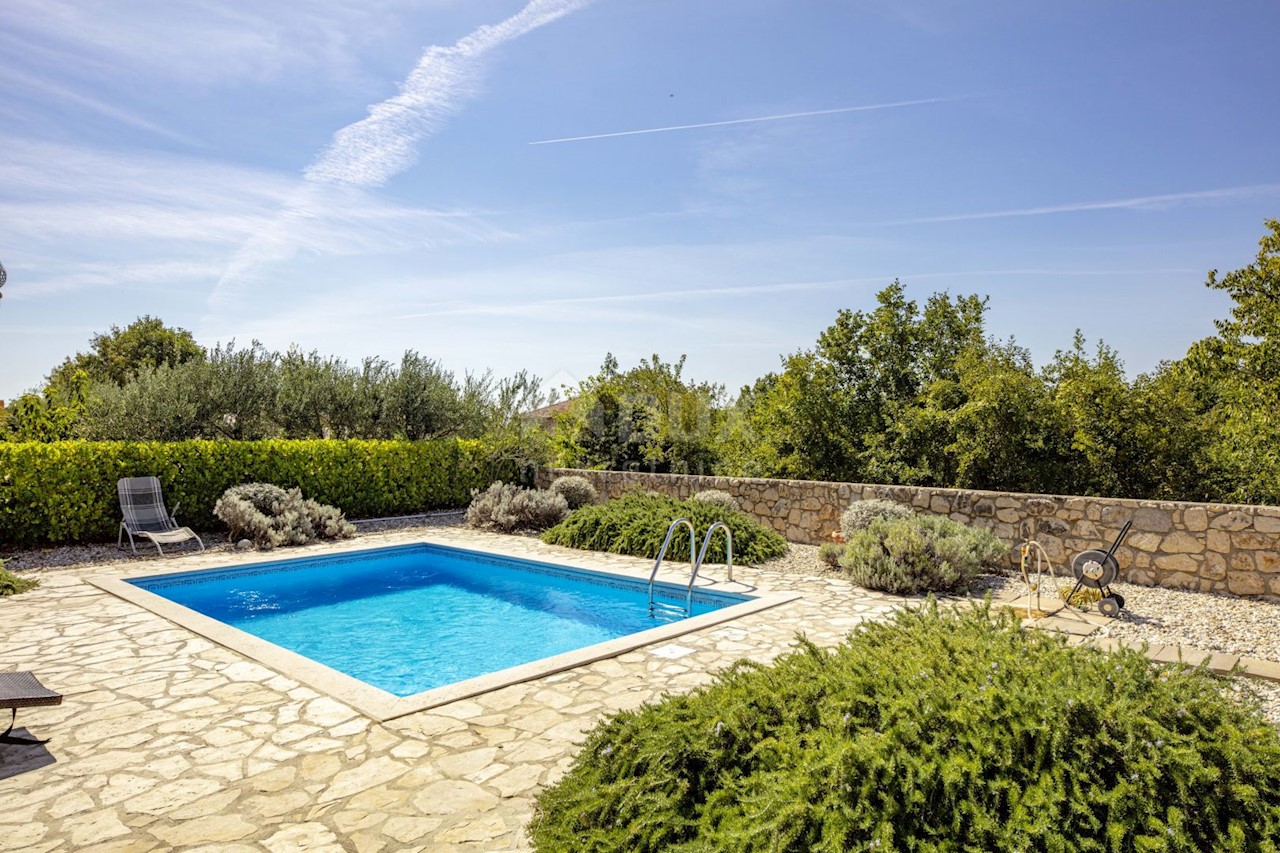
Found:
<box><xmin>1065</xmin><ymin>520</ymin><xmax>1132</xmax><ymax>618</ymax></box>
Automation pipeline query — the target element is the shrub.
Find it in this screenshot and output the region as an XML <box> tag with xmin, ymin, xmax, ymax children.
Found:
<box><xmin>0</xmin><ymin>438</ymin><xmax>504</xmax><ymax>546</ymax></box>
<box><xmin>839</xmin><ymin>497</ymin><xmax>913</xmax><ymax>541</ymax></box>
<box><xmin>0</xmin><ymin>560</ymin><xmax>37</xmax><ymax>596</ymax></box>
<box><xmin>530</xmin><ymin>602</ymin><xmax>1280</xmax><ymax>852</ymax></box>
<box><xmin>467</xmin><ymin>482</ymin><xmax>569</xmax><ymax>532</ymax></box>
<box><xmin>214</xmin><ymin>483</ymin><xmax>356</xmax><ymax>550</ymax></box>
<box><xmin>540</xmin><ymin>490</ymin><xmax>787</xmax><ymax>565</ymax></box>
<box><xmin>838</xmin><ymin>514</ymin><xmax>1006</xmax><ymax>595</ymax></box>
<box><xmin>817</xmin><ymin>541</ymin><xmax>844</xmax><ymax>568</ymax></box>
<box><xmin>690</xmin><ymin>489</ymin><xmax>738</xmax><ymax>511</ymax></box>
<box><xmin>549</xmin><ymin>475</ymin><xmax>598</xmax><ymax>510</ymax></box>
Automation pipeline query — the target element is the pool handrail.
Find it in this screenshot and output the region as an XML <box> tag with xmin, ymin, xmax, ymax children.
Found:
<box><xmin>648</xmin><ymin>517</ymin><xmax>695</xmax><ymax>616</ymax></box>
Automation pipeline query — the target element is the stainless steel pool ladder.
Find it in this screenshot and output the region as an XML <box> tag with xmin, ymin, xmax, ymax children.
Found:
<box><xmin>647</xmin><ymin>519</ymin><xmax>735</xmax><ymax>620</ymax></box>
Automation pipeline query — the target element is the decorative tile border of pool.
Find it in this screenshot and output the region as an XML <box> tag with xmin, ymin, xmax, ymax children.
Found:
<box><xmin>87</xmin><ymin>536</ymin><xmax>800</xmax><ymax>723</ymax></box>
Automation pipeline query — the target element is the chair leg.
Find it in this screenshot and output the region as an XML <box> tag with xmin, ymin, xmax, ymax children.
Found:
<box><xmin>0</xmin><ymin>707</ymin><xmax>48</xmax><ymax>746</ymax></box>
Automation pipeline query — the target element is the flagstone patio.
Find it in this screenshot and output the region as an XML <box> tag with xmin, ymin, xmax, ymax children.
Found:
<box><xmin>0</xmin><ymin>528</ymin><xmax>909</xmax><ymax>852</ymax></box>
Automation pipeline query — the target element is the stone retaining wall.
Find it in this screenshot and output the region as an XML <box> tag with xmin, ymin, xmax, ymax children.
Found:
<box><xmin>537</xmin><ymin>467</ymin><xmax>1280</xmax><ymax>599</ymax></box>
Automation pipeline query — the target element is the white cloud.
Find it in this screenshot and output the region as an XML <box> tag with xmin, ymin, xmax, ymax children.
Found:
<box><xmin>308</xmin><ymin>0</ymin><xmax>597</xmax><ymax>187</ymax></box>
<box><xmin>209</xmin><ymin>0</ymin><xmax>596</xmax><ymax>308</ymax></box>
<box><xmin>0</xmin><ymin>0</ymin><xmax>447</xmax><ymax>85</ymax></box>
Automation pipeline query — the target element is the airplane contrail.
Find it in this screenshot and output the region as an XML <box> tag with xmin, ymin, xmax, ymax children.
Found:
<box><xmin>528</xmin><ymin>95</ymin><xmax>970</xmax><ymax>145</ymax></box>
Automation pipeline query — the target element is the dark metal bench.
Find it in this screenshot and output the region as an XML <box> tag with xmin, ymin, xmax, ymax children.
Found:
<box><xmin>0</xmin><ymin>671</ymin><xmax>63</xmax><ymax>746</ymax></box>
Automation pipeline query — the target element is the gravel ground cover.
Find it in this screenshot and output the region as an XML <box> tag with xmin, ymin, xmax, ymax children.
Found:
<box><xmin>0</xmin><ymin>510</ymin><xmax>466</xmax><ymax>574</ymax></box>
<box><xmin>7</xmin><ymin>528</ymin><xmax>1279</xmax><ymax>723</ymax></box>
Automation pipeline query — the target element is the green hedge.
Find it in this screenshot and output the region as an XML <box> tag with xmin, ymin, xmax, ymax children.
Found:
<box><xmin>0</xmin><ymin>439</ymin><xmax>505</xmax><ymax>546</ymax></box>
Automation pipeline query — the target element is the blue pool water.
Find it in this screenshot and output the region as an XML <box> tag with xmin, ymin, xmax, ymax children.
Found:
<box><xmin>130</xmin><ymin>544</ymin><xmax>748</xmax><ymax>697</ymax></box>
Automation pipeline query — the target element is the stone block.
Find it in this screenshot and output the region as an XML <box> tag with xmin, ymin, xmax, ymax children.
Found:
<box><xmin>1257</xmin><ymin>552</ymin><xmax>1280</xmax><ymax>574</ymax></box>
<box><xmin>1125</xmin><ymin>568</ymin><xmax>1155</xmax><ymax>585</ymax></box>
<box><xmin>1159</xmin><ymin>531</ymin><xmax>1202</xmax><ymax>554</ymax></box>
<box><xmin>1255</xmin><ymin>513</ymin><xmax>1280</xmax><ymax>533</ymax></box>
<box><xmin>1100</xmin><ymin>505</ymin><xmax>1131</xmax><ymax>524</ymax></box>
<box><xmin>929</xmin><ymin>496</ymin><xmax>951</xmax><ymax>513</ymax></box>
<box><xmin>1203</xmin><ymin>552</ymin><xmax>1228</xmax><ymax>580</ymax></box>
<box><xmin>973</xmin><ymin>500</ymin><xmax>995</xmax><ymax>517</ymax></box>
<box><xmin>1132</xmin><ymin>552</ymin><xmax>1151</xmax><ymax>569</ymax></box>
<box><xmin>1127</xmin><ymin>532</ymin><xmax>1161</xmax><ymax>553</ymax></box>
<box><xmin>1211</xmin><ymin>510</ymin><xmax>1253</xmax><ymax>531</ymax></box>
<box><xmin>1183</xmin><ymin>506</ymin><xmax>1208</xmax><ymax>531</ymax></box>
<box><xmin>1131</xmin><ymin>507</ymin><xmax>1173</xmax><ymax>533</ymax></box>
<box><xmin>1235</xmin><ymin>531</ymin><xmax>1276</xmax><ymax>550</ymax></box>
<box><xmin>1025</xmin><ymin>498</ymin><xmax>1057</xmax><ymax>516</ymax></box>
<box><xmin>1231</xmin><ymin>551</ymin><xmax>1255</xmax><ymax>571</ymax></box>
<box><xmin>1228</xmin><ymin>571</ymin><xmax>1265</xmax><ymax>596</ymax></box>
<box><xmin>1154</xmin><ymin>554</ymin><xmax>1198</xmax><ymax>573</ymax></box>
<box><xmin>996</xmin><ymin>509</ymin><xmax>1020</xmax><ymax>523</ymax></box>
<box><xmin>1207</xmin><ymin>529</ymin><xmax>1232</xmax><ymax>553</ymax></box>
<box><xmin>1161</xmin><ymin>571</ymin><xmax>1200</xmax><ymax>590</ymax></box>
<box><xmin>1036</xmin><ymin>535</ymin><xmax>1064</xmax><ymax>561</ymax></box>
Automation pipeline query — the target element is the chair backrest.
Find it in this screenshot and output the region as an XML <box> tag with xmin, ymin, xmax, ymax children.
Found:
<box><xmin>118</xmin><ymin>477</ymin><xmax>175</xmax><ymax>533</ymax></box>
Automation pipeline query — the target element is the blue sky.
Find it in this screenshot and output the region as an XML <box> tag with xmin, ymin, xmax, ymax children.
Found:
<box><xmin>2</xmin><ymin>0</ymin><xmax>1278</xmax><ymax>402</ymax></box>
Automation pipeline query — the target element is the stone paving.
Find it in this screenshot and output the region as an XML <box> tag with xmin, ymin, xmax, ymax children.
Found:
<box><xmin>0</xmin><ymin>528</ymin><xmax>910</xmax><ymax>852</ymax></box>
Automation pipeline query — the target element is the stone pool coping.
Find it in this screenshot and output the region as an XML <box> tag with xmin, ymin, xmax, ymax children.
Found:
<box><xmin>87</xmin><ymin>538</ymin><xmax>799</xmax><ymax>722</ymax></box>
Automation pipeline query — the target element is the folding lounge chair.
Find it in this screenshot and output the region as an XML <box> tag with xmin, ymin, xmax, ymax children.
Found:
<box><xmin>117</xmin><ymin>476</ymin><xmax>205</xmax><ymax>555</ymax></box>
<box><xmin>0</xmin><ymin>671</ymin><xmax>63</xmax><ymax>746</ymax></box>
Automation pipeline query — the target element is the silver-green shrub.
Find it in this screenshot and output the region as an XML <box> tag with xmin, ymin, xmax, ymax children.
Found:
<box><xmin>838</xmin><ymin>514</ymin><xmax>1006</xmax><ymax>595</ymax></box>
<box><xmin>839</xmin><ymin>498</ymin><xmax>913</xmax><ymax>541</ymax></box>
<box><xmin>214</xmin><ymin>482</ymin><xmax>356</xmax><ymax>550</ymax></box>
<box><xmin>690</xmin><ymin>489</ymin><xmax>739</xmax><ymax>511</ymax></box>
<box><xmin>467</xmin><ymin>482</ymin><xmax>568</xmax><ymax>532</ymax></box>
<box><xmin>818</xmin><ymin>541</ymin><xmax>844</xmax><ymax>568</ymax></box>
<box><xmin>549</xmin><ymin>475</ymin><xmax>598</xmax><ymax>510</ymax></box>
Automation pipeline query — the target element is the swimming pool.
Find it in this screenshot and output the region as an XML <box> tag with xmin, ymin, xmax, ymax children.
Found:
<box><xmin>98</xmin><ymin>541</ymin><xmax>789</xmax><ymax>719</ymax></box>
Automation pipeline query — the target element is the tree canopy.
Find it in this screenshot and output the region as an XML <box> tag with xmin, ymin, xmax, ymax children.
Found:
<box><xmin>6</xmin><ymin>220</ymin><xmax>1280</xmax><ymax>505</ymax></box>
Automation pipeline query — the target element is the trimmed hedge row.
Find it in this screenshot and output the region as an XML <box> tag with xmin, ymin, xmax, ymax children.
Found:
<box><xmin>0</xmin><ymin>439</ymin><xmax>505</xmax><ymax>546</ymax></box>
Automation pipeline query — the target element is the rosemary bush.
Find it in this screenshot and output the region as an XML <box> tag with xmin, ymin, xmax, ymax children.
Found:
<box><xmin>531</xmin><ymin>603</ymin><xmax>1280</xmax><ymax>852</ymax></box>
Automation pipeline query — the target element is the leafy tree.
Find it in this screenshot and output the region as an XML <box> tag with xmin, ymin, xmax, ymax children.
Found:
<box><xmin>1176</xmin><ymin>220</ymin><xmax>1280</xmax><ymax>503</ymax></box>
<box><xmin>948</xmin><ymin>342</ymin><xmax>1071</xmax><ymax>493</ymax></box>
<box><xmin>554</xmin><ymin>354</ymin><xmax>723</xmax><ymax>474</ymax></box>
<box><xmin>729</xmin><ymin>282</ymin><xmax>990</xmax><ymax>483</ymax></box>
<box><xmin>47</xmin><ymin>315</ymin><xmax>204</xmax><ymax>391</ymax></box>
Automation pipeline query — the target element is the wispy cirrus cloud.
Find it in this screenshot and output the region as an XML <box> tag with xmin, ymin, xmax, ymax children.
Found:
<box><xmin>307</xmin><ymin>0</ymin><xmax>597</xmax><ymax>186</ymax></box>
<box><xmin>528</xmin><ymin>96</ymin><xmax>970</xmax><ymax>145</ymax></box>
<box><xmin>209</xmin><ymin>0</ymin><xmax>595</xmax><ymax>308</ymax></box>
<box><xmin>872</xmin><ymin>183</ymin><xmax>1280</xmax><ymax>226</ymax></box>
<box><xmin>0</xmin><ymin>0</ymin><xmax>439</xmax><ymax>86</ymax></box>
<box><xmin>0</xmin><ymin>66</ymin><xmax>201</xmax><ymax>146</ymax></box>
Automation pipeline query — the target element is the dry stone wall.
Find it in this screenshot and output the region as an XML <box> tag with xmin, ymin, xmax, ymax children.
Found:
<box><xmin>538</xmin><ymin>467</ymin><xmax>1280</xmax><ymax>600</ymax></box>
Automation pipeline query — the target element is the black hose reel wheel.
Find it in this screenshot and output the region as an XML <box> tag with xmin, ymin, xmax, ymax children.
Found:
<box><xmin>1071</xmin><ymin>549</ymin><xmax>1119</xmax><ymax>589</ymax></box>
<box><xmin>1072</xmin><ymin>548</ymin><xmax>1125</xmax><ymax>617</ymax></box>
